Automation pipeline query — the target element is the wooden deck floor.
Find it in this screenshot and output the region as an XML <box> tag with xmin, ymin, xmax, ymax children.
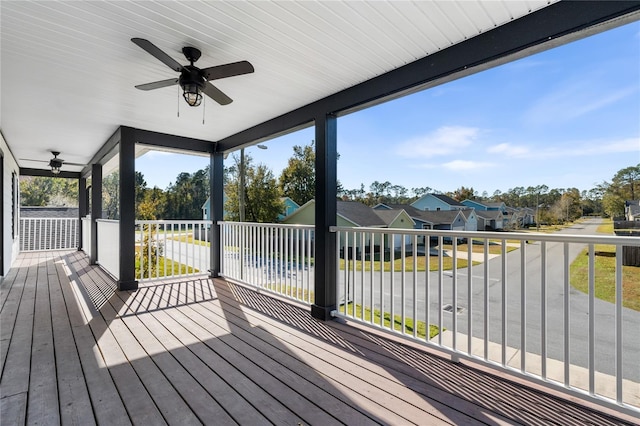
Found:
<box><xmin>1</xmin><ymin>250</ymin><xmax>635</xmax><ymax>425</ymax></box>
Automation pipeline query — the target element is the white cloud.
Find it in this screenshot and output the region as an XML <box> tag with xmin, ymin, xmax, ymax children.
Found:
<box><xmin>525</xmin><ymin>84</ymin><xmax>638</xmax><ymax>125</ymax></box>
<box><xmin>396</xmin><ymin>126</ymin><xmax>481</xmax><ymax>158</ymax></box>
<box><xmin>442</xmin><ymin>160</ymin><xmax>495</xmax><ymax>171</ymax></box>
<box><xmin>533</xmin><ymin>137</ymin><xmax>639</xmax><ymax>159</ymax></box>
<box><xmin>487</xmin><ymin>143</ymin><xmax>530</xmax><ymax>157</ymax></box>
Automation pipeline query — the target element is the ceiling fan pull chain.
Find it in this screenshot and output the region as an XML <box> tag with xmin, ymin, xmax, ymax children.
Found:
<box><xmin>202</xmin><ymin>96</ymin><xmax>206</xmax><ymax>125</ymax></box>
<box><xmin>177</xmin><ymin>84</ymin><xmax>181</xmax><ymax>118</ymax></box>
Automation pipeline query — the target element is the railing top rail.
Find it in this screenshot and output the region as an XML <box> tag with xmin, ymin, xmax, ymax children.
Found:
<box><xmin>135</xmin><ymin>220</ymin><xmax>211</xmax><ymax>225</ymax></box>
<box><xmin>21</xmin><ymin>217</ymin><xmax>78</xmax><ymax>220</ymax></box>
<box><xmin>330</xmin><ymin>225</ymin><xmax>640</xmax><ymax>246</ymax></box>
<box><xmin>96</xmin><ymin>219</ymin><xmax>120</xmax><ymax>224</ymax></box>
<box><xmin>219</xmin><ymin>221</ymin><xmax>314</xmax><ymax>230</ymax></box>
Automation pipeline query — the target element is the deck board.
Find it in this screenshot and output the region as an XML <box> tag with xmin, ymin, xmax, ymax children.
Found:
<box><xmin>188</xmin><ymin>282</ymin><xmax>456</xmax><ymax>425</ymax></box>
<box><xmin>49</xmin><ymin>261</ymin><xmax>95</xmax><ymax>425</ymax></box>
<box><xmin>1</xmin><ymin>250</ymin><xmax>636</xmax><ymax>426</ymax></box>
<box><xmin>0</xmin><ymin>256</ymin><xmax>26</xmax><ymax>378</ymax></box>
<box><xmin>27</xmin><ymin>260</ymin><xmax>60</xmax><ymax>425</ymax></box>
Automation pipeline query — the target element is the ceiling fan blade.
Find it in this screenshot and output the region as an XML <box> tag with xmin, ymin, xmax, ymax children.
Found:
<box><xmin>201</xmin><ymin>61</ymin><xmax>254</xmax><ymax>81</ymax></box>
<box><xmin>131</xmin><ymin>38</ymin><xmax>184</xmax><ymax>72</ymax></box>
<box><xmin>135</xmin><ymin>78</ymin><xmax>179</xmax><ymax>91</ymax></box>
<box><xmin>19</xmin><ymin>158</ymin><xmax>48</xmax><ymax>163</ymax></box>
<box><xmin>203</xmin><ymin>82</ymin><xmax>233</xmax><ymax>105</ymax></box>
<box><xmin>62</xmin><ymin>162</ymin><xmax>86</xmax><ymax>167</ymax></box>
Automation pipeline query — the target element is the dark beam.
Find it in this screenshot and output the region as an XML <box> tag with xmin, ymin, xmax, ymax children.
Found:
<box><xmin>78</xmin><ymin>177</ymin><xmax>87</xmax><ymax>251</ymax></box>
<box><xmin>209</xmin><ymin>152</ymin><xmax>224</xmax><ymax>278</ymax></box>
<box><xmin>311</xmin><ymin>114</ymin><xmax>337</xmax><ymax>321</ymax></box>
<box><xmin>216</xmin><ymin>1</ymin><xmax>640</xmax><ymax>152</ymax></box>
<box><xmin>90</xmin><ymin>164</ymin><xmax>102</xmax><ymax>265</ymax></box>
<box><xmin>81</xmin><ymin>127</ymin><xmax>121</xmax><ymax>177</ymax></box>
<box><xmin>130</xmin><ymin>127</ymin><xmax>215</xmax><ymax>154</ymax></box>
<box><xmin>19</xmin><ymin>168</ymin><xmax>81</xmax><ymax>179</ymax></box>
<box><xmin>118</xmin><ymin>127</ymin><xmax>138</xmax><ymax>291</ymax></box>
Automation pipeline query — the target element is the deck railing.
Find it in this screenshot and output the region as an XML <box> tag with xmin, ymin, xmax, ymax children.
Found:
<box><xmin>95</xmin><ymin>219</ymin><xmax>120</xmax><ymax>278</ymax></box>
<box><xmin>19</xmin><ymin>217</ymin><xmax>79</xmax><ymax>251</ymax></box>
<box><xmin>331</xmin><ymin>226</ymin><xmax>640</xmax><ymax>416</ymax></box>
<box><xmin>135</xmin><ymin>220</ymin><xmax>211</xmax><ymax>281</ymax></box>
<box><xmin>219</xmin><ymin>222</ymin><xmax>315</xmax><ymax>305</ymax></box>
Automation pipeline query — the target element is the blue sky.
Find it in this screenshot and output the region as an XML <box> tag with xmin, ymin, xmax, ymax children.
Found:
<box><xmin>137</xmin><ymin>21</ymin><xmax>640</xmax><ymax>196</ymax></box>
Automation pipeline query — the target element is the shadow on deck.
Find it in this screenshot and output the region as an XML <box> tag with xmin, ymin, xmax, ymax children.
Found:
<box><xmin>1</xmin><ymin>250</ymin><xmax>634</xmax><ymax>425</ymax></box>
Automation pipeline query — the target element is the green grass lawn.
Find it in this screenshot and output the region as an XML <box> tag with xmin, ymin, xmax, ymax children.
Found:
<box><xmin>262</xmin><ymin>284</ymin><xmax>440</xmax><ymax>339</ymax></box>
<box><xmin>570</xmin><ymin>244</ymin><xmax>640</xmax><ymax>312</ymax></box>
<box><xmin>168</xmin><ymin>235</ymin><xmax>210</xmax><ymax>247</ymax></box>
<box><xmin>445</xmin><ymin>241</ymin><xmax>516</xmax><ymax>255</ymax></box>
<box><xmin>135</xmin><ymin>255</ymin><xmax>198</xmax><ymax>278</ymax></box>
<box><xmin>338</xmin><ymin>302</ymin><xmax>440</xmax><ymax>339</ymax></box>
<box><xmin>596</xmin><ymin>219</ymin><xmax>613</xmax><ymax>234</ymax></box>
<box><xmin>339</xmin><ymin>256</ymin><xmax>479</xmax><ymax>272</ymax></box>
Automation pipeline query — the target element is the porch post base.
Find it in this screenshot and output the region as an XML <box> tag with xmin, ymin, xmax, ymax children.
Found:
<box><xmin>208</xmin><ymin>269</ymin><xmax>219</xmax><ymax>278</ymax></box>
<box><xmin>118</xmin><ymin>280</ymin><xmax>138</xmax><ymax>291</ymax></box>
<box><xmin>311</xmin><ymin>304</ymin><xmax>336</xmax><ymax>321</ymax></box>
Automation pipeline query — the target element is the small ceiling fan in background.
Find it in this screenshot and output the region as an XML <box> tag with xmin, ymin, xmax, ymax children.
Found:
<box><xmin>20</xmin><ymin>151</ymin><xmax>85</xmax><ymax>175</ymax></box>
<box><xmin>131</xmin><ymin>38</ymin><xmax>254</xmax><ymax>107</ymax></box>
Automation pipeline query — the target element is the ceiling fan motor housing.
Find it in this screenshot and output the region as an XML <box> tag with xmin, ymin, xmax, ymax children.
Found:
<box><xmin>179</xmin><ymin>66</ymin><xmax>205</xmax><ymax>90</ymax></box>
<box><xmin>49</xmin><ymin>159</ymin><xmax>63</xmax><ymax>168</ymax></box>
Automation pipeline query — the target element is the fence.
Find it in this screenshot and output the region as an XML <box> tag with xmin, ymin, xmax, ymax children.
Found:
<box><xmin>19</xmin><ymin>217</ymin><xmax>79</xmax><ymax>251</ymax></box>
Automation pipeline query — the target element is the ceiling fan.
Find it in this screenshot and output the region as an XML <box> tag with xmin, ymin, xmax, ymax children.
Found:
<box><xmin>131</xmin><ymin>38</ymin><xmax>254</xmax><ymax>107</ymax></box>
<box><xmin>20</xmin><ymin>151</ymin><xmax>85</xmax><ymax>175</ymax></box>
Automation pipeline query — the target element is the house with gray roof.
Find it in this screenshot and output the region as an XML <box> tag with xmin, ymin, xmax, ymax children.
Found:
<box><xmin>626</xmin><ymin>200</ymin><xmax>640</xmax><ymax>221</ymax></box>
<box><xmin>281</xmin><ymin>200</ymin><xmax>415</xmax><ymax>254</ymax></box>
<box><xmin>411</xmin><ymin>193</ymin><xmax>466</xmax><ymax>211</ymax></box>
<box><xmin>375</xmin><ymin>203</ymin><xmax>476</xmax><ymax>231</ymax></box>
<box><xmin>476</xmin><ymin>209</ymin><xmax>505</xmax><ymax>230</ymax></box>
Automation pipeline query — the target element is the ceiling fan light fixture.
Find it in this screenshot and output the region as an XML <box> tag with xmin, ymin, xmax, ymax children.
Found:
<box><xmin>182</xmin><ymin>82</ymin><xmax>203</xmax><ymax>107</ymax></box>
<box><xmin>49</xmin><ymin>159</ymin><xmax>62</xmax><ymax>175</ymax></box>
<box><xmin>179</xmin><ymin>68</ymin><xmax>205</xmax><ymax>107</ymax></box>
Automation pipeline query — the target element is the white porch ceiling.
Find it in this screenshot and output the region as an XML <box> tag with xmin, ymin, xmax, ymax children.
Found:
<box><xmin>0</xmin><ymin>0</ymin><xmax>588</xmax><ymax>173</ymax></box>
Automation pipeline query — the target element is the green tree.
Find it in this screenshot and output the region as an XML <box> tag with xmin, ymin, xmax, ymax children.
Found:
<box><xmin>138</xmin><ymin>187</ymin><xmax>167</xmax><ymax>220</ymax></box>
<box><xmin>450</xmin><ymin>186</ymin><xmax>476</xmax><ymax>202</ymax></box>
<box><xmin>225</xmin><ymin>154</ymin><xmax>282</xmax><ymax>222</ymax></box>
<box><xmin>279</xmin><ymin>143</ymin><xmax>315</xmax><ymax>206</ymax></box>
<box><xmin>600</xmin><ymin>164</ymin><xmax>640</xmax><ymax>218</ymax></box>
<box><xmin>102</xmin><ymin>172</ymin><xmax>119</xmax><ymax>219</ymax></box>
<box><xmin>102</xmin><ymin>170</ymin><xmax>149</xmax><ymax>219</ymax></box>
<box><xmin>245</xmin><ymin>165</ymin><xmax>283</xmax><ymax>222</ymax></box>
<box><xmin>20</xmin><ymin>176</ymin><xmax>77</xmax><ymax>206</ymax></box>
<box><xmin>164</xmin><ymin>167</ymin><xmax>209</xmax><ymax>219</ymax></box>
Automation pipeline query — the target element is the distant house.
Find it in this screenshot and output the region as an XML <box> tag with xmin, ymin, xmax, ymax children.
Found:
<box><xmin>462</xmin><ymin>200</ymin><xmax>507</xmax><ymax>212</ymax></box>
<box><xmin>462</xmin><ymin>199</ymin><xmax>512</xmax><ymax>227</ymax></box>
<box><xmin>277</xmin><ymin>197</ymin><xmax>300</xmax><ymax>221</ymax></box>
<box><xmin>459</xmin><ymin>209</ymin><xmax>479</xmax><ymax>231</ymax></box>
<box><xmin>375</xmin><ymin>203</ymin><xmax>477</xmax><ymax>232</ymax></box>
<box><xmin>626</xmin><ymin>200</ymin><xmax>640</xmax><ymax>221</ymax></box>
<box><xmin>411</xmin><ymin>193</ymin><xmax>466</xmax><ymax>211</ymax></box>
<box><xmin>282</xmin><ymin>200</ymin><xmax>415</xmax><ymax>250</ymax></box>
<box><xmin>505</xmin><ymin>206</ymin><xmax>536</xmax><ymax>228</ymax></box>
<box><xmin>476</xmin><ymin>210</ymin><xmax>505</xmax><ymax>230</ymax></box>
<box><xmin>201</xmin><ymin>195</ymin><xmax>228</xmax><ymax>221</ymax></box>
<box><xmin>374</xmin><ymin>203</ymin><xmax>433</xmax><ymax>229</ymax></box>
